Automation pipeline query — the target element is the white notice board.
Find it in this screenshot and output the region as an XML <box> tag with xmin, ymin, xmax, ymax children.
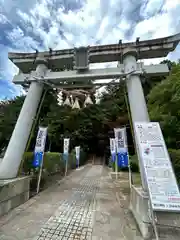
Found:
<box><xmin>134</xmin><ymin>122</ymin><xmax>180</xmax><ymax>212</ymax></box>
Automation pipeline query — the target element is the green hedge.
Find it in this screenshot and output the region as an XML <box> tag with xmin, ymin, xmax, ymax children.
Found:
<box><xmin>168</xmin><ymin>149</ymin><xmax>180</xmax><ymax>183</ymax></box>
<box><xmin>23</xmin><ymin>152</ymin><xmax>65</xmax><ymax>175</ymax></box>
<box><xmin>22</xmin><ymin>150</ymin><xmax>87</xmax><ymax>175</ymax></box>
<box><xmin>108</xmin><ymin>149</ymin><xmax>180</xmax><ymax>185</ymax></box>
<box><xmin>109</xmin><ymin>154</ymin><xmax>139</xmax><ymax>173</ymax></box>
<box><xmin>129</xmin><ymin>155</ymin><xmax>139</xmax><ymax>172</ymax></box>
<box><xmin>22</xmin><ymin>150</ymin><xmax>87</xmax><ymax>192</ymax></box>
<box><xmin>109</xmin><ymin>150</ymin><xmax>180</xmax><ymax>183</ymax></box>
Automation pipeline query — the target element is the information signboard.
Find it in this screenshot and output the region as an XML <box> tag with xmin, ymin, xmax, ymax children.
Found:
<box><xmin>135</xmin><ymin>122</ymin><xmax>180</xmax><ymax>212</ymax></box>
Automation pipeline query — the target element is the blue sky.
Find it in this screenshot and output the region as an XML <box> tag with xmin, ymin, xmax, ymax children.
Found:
<box><xmin>0</xmin><ymin>0</ymin><xmax>180</xmax><ymax>100</ymax></box>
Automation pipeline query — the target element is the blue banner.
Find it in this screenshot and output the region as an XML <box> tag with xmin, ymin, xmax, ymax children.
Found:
<box><xmin>76</xmin><ymin>157</ymin><xmax>79</xmax><ymax>168</ymax></box>
<box><xmin>32</xmin><ymin>152</ymin><xmax>43</xmax><ymax>167</ymax></box>
<box><xmin>117</xmin><ymin>152</ymin><xmax>128</xmax><ymax>168</ymax></box>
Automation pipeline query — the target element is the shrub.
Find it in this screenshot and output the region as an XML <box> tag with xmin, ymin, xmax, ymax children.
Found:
<box><xmin>79</xmin><ymin>149</ymin><xmax>87</xmax><ymax>166</ymax></box>
<box><xmin>22</xmin><ymin>149</ymin><xmax>87</xmax><ymax>176</ymax></box>
<box><xmin>22</xmin><ymin>152</ymin><xmax>64</xmax><ymax>175</ymax></box>
<box><xmin>168</xmin><ymin>149</ymin><xmax>180</xmax><ymax>183</ymax></box>
<box><xmin>129</xmin><ymin>155</ymin><xmax>139</xmax><ymax>173</ymax></box>
<box><xmin>110</xmin><ymin>154</ymin><xmax>139</xmax><ymax>173</ymax></box>
<box><xmin>109</xmin><ymin>149</ymin><xmax>180</xmax><ymax>182</ymax></box>
<box><xmin>22</xmin><ymin>150</ymin><xmax>87</xmax><ymax>192</ymax></box>
<box><xmin>68</xmin><ymin>150</ymin><xmax>76</xmax><ymax>169</ymax></box>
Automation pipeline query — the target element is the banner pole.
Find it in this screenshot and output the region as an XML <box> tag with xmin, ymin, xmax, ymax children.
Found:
<box><xmin>115</xmin><ymin>153</ymin><xmax>118</xmax><ymax>180</ymax></box>
<box><xmin>36</xmin><ymin>153</ymin><xmax>44</xmax><ymax>194</ymax></box>
<box><xmin>77</xmin><ymin>157</ymin><xmax>79</xmax><ymax>169</ymax></box>
<box><xmin>65</xmin><ymin>154</ymin><xmax>68</xmax><ymax>177</ymax></box>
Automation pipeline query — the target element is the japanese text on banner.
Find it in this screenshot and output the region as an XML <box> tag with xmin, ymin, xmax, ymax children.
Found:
<box><xmin>114</xmin><ymin>127</ymin><xmax>127</xmax><ymax>153</ymax></box>
<box><xmin>33</xmin><ymin>127</ymin><xmax>47</xmax><ymax>167</ymax></box>
<box><xmin>64</xmin><ymin>138</ymin><xmax>70</xmax><ymax>155</ymax></box>
<box><xmin>110</xmin><ymin>138</ymin><xmax>116</xmax><ymax>162</ymax></box>
<box><xmin>34</xmin><ymin>127</ymin><xmax>47</xmax><ymax>153</ymax></box>
<box><xmin>114</xmin><ymin>128</ymin><xmax>128</xmax><ymax>168</ymax></box>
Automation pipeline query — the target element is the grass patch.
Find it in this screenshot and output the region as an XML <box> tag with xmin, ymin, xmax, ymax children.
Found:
<box><xmin>132</xmin><ymin>173</ymin><xmax>141</xmax><ymax>186</ymax></box>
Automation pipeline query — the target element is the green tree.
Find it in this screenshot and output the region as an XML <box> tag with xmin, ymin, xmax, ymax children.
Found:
<box><xmin>148</xmin><ymin>62</ymin><xmax>180</xmax><ymax>148</ymax></box>
<box><xmin>0</xmin><ymin>96</ymin><xmax>25</xmax><ymax>152</ymax></box>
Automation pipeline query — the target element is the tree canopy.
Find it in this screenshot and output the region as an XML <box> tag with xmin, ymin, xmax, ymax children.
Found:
<box><xmin>0</xmin><ymin>60</ymin><xmax>180</xmax><ymax>157</ymax></box>
<box><xmin>148</xmin><ymin>62</ymin><xmax>180</xmax><ymax>149</ymax></box>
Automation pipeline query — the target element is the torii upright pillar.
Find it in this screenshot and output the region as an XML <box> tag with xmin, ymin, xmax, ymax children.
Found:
<box><xmin>0</xmin><ymin>63</ymin><xmax>47</xmax><ymax>179</ymax></box>
<box><xmin>122</xmin><ymin>48</ymin><xmax>149</xmax><ymax>192</ymax></box>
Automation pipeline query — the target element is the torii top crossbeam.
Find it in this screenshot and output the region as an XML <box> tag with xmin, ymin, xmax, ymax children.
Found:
<box><xmin>9</xmin><ymin>33</ymin><xmax>180</xmax><ymax>73</ymax></box>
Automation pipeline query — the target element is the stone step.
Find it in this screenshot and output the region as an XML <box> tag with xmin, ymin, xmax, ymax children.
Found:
<box><xmin>150</xmin><ymin>225</ymin><xmax>180</xmax><ymax>240</ymax></box>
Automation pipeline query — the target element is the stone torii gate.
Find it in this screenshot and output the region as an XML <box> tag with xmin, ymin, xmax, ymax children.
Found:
<box><xmin>3</xmin><ymin>33</ymin><xmax>180</xmax><ymax>180</ymax></box>
<box><xmin>1</xmin><ymin>33</ymin><xmax>180</xmax><ymax>237</ymax></box>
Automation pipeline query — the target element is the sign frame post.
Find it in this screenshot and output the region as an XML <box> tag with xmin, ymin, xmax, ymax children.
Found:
<box><xmin>127</xmin><ymin>153</ymin><xmax>132</xmax><ymax>189</ymax></box>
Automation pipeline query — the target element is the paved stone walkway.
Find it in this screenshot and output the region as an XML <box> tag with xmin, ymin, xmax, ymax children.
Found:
<box><xmin>0</xmin><ymin>165</ymin><xmax>141</xmax><ymax>240</ymax></box>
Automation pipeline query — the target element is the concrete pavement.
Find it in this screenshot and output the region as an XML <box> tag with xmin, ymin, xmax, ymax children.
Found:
<box><xmin>0</xmin><ymin>164</ymin><xmax>141</xmax><ymax>240</ymax></box>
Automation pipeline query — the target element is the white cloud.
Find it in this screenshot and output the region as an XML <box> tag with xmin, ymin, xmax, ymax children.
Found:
<box><xmin>96</xmin><ymin>16</ymin><xmax>109</xmax><ymax>40</ymax></box>
<box><xmin>7</xmin><ymin>0</ymin><xmax>180</xmax><ymax>51</ymax></box>
<box><xmin>0</xmin><ymin>0</ymin><xmax>180</xmax><ymax>99</ymax></box>
<box><xmin>133</xmin><ymin>13</ymin><xmax>172</xmax><ymax>40</ymax></box>
<box><xmin>141</xmin><ymin>0</ymin><xmax>165</xmax><ymax>18</ymax></box>
<box><xmin>0</xmin><ymin>13</ymin><xmax>8</xmax><ymax>24</ymax></box>
<box><xmin>164</xmin><ymin>0</ymin><xmax>180</xmax><ymax>9</ymax></box>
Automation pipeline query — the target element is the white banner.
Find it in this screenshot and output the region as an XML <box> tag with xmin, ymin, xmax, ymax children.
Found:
<box><xmin>135</xmin><ymin>122</ymin><xmax>180</xmax><ymax>212</ymax></box>
<box><xmin>63</xmin><ymin>138</ymin><xmax>70</xmax><ymax>155</ymax></box>
<box><xmin>114</xmin><ymin>128</ymin><xmax>127</xmax><ymax>153</ymax></box>
<box><xmin>34</xmin><ymin>127</ymin><xmax>48</xmax><ymax>153</ymax></box>
<box><xmin>75</xmin><ymin>146</ymin><xmax>80</xmax><ymax>160</ymax></box>
<box><xmin>110</xmin><ymin>138</ymin><xmax>116</xmax><ymax>154</ymax></box>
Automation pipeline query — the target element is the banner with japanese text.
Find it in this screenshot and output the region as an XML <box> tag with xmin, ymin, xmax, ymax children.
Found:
<box><xmin>75</xmin><ymin>146</ymin><xmax>80</xmax><ymax>168</ymax></box>
<box><xmin>114</xmin><ymin>128</ymin><xmax>128</xmax><ymax>168</ymax></box>
<box><xmin>33</xmin><ymin>127</ymin><xmax>47</xmax><ymax>167</ymax></box>
<box><xmin>110</xmin><ymin>138</ymin><xmax>116</xmax><ymax>162</ymax></box>
<box><xmin>63</xmin><ymin>138</ymin><xmax>70</xmax><ymax>161</ymax></box>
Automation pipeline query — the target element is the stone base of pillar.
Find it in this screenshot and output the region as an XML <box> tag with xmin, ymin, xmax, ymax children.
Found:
<box><xmin>129</xmin><ymin>186</ymin><xmax>180</xmax><ymax>239</ymax></box>
<box><xmin>129</xmin><ymin>185</ymin><xmax>152</xmax><ymax>239</ymax></box>
<box><xmin>0</xmin><ymin>176</ymin><xmax>30</xmax><ymax>217</ymax></box>
<box><xmin>110</xmin><ymin>171</ymin><xmax>129</xmax><ymax>180</ymax></box>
